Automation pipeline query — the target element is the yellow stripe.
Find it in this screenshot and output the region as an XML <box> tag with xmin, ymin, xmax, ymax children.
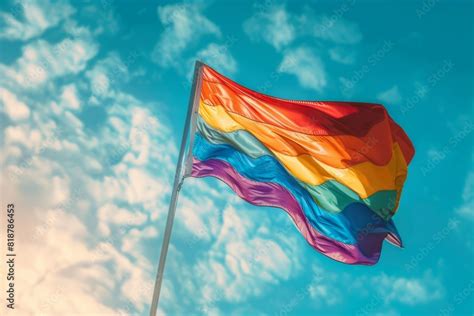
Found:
<box><xmin>199</xmin><ymin>101</ymin><xmax>408</xmax><ymax>198</ymax></box>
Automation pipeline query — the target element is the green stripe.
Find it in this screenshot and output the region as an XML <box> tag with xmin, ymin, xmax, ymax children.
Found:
<box><xmin>197</xmin><ymin>115</ymin><xmax>397</xmax><ymax>220</ymax></box>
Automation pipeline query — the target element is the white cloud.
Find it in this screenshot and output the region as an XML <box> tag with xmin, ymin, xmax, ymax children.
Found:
<box><xmin>86</xmin><ymin>53</ymin><xmax>129</xmax><ymax>99</ymax></box>
<box><xmin>1</xmin><ymin>154</ymin><xmax>128</xmax><ymax>313</ymax></box>
<box><xmin>177</xmin><ymin>193</ymin><xmax>218</xmax><ymax>242</ymax></box>
<box><xmin>10</xmin><ymin>209</ymin><xmax>123</xmax><ymax>315</ymax></box>
<box><xmin>278</xmin><ymin>47</ymin><xmax>327</xmax><ymax>92</ymax></box>
<box><xmin>0</xmin><ymin>36</ymin><xmax>98</xmax><ymax>89</ymax></box>
<box><xmin>190</xmin><ymin>205</ymin><xmax>302</xmax><ymax>305</ymax></box>
<box><xmin>377</xmin><ymin>85</ymin><xmax>402</xmax><ymax>105</ymax></box>
<box><xmin>0</xmin><ymin>87</ymin><xmax>30</xmax><ymax>120</ymax></box>
<box><xmin>60</xmin><ymin>84</ymin><xmax>81</xmax><ymax>110</ymax></box>
<box><xmin>241</xmin><ymin>7</ymin><xmax>364</xmax><ymax>94</ymax></box>
<box><xmin>62</xmin><ymin>19</ymin><xmax>94</xmax><ymax>38</ymax></box>
<box><xmin>242</xmin><ymin>7</ymin><xmax>362</xmax><ymax>51</ymax></box>
<box><xmin>301</xmin><ymin>265</ymin><xmax>444</xmax><ymax>311</ymax></box>
<box><xmin>98</xmin><ymin>203</ymin><xmax>148</xmax><ymax>236</ymax></box>
<box><xmin>151</xmin><ymin>3</ymin><xmax>221</xmax><ymax>68</ymax></box>
<box><xmin>0</xmin><ymin>0</ymin><xmax>75</xmax><ymax>41</ymax></box>
<box><xmin>4</xmin><ymin>124</ymin><xmax>42</xmax><ymax>150</ymax></box>
<box><xmin>372</xmin><ymin>272</ymin><xmax>444</xmax><ymax>305</ymax></box>
<box><xmin>79</xmin><ymin>4</ymin><xmax>120</xmax><ymax>35</ymax></box>
<box><xmin>305</xmin><ymin>264</ymin><xmax>341</xmax><ymax>307</ymax></box>
<box><xmin>0</xmin><ymin>41</ymin><xmax>174</xmax><ymax>315</ymax></box>
<box><xmin>126</xmin><ymin>168</ymin><xmax>167</xmax><ymax>204</ymax></box>
<box><xmin>120</xmin><ymin>266</ymin><xmax>155</xmax><ymax>311</ymax></box>
<box><xmin>0</xmin><ymin>105</ymin><xmax>167</xmax><ymax>315</ymax></box>
<box><xmin>309</xmin><ymin>283</ymin><xmax>340</xmax><ymax>306</ymax></box>
<box><xmin>51</xmin><ymin>175</ymin><xmax>70</xmax><ymax>205</ymax></box>
<box><xmin>456</xmin><ymin>171</ymin><xmax>474</xmax><ymax>220</ymax></box>
<box><xmin>243</xmin><ymin>5</ymin><xmax>295</xmax><ymax>50</ymax></box>
<box><xmin>329</xmin><ymin>47</ymin><xmax>355</xmax><ymax>65</ymax></box>
<box><xmin>0</xmin><ymin>3</ymin><xmax>190</xmax><ymax>314</ymax></box>
<box><xmin>122</xmin><ymin>227</ymin><xmax>158</xmax><ymax>257</ymax></box>
<box><xmin>194</xmin><ymin>43</ymin><xmax>238</xmax><ymax>75</ymax></box>
<box><xmin>309</xmin><ymin>15</ymin><xmax>363</xmax><ymax>44</ymax></box>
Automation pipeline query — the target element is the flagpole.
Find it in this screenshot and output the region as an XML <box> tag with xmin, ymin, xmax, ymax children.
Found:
<box><xmin>149</xmin><ymin>61</ymin><xmax>203</xmax><ymax>316</ymax></box>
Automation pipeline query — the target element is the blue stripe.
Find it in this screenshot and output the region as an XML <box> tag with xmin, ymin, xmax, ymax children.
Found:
<box><xmin>193</xmin><ymin>133</ymin><xmax>401</xmax><ymax>245</ymax></box>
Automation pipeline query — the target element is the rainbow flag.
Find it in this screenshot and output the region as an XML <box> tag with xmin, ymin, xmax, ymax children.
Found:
<box><xmin>189</xmin><ymin>64</ymin><xmax>415</xmax><ymax>265</ymax></box>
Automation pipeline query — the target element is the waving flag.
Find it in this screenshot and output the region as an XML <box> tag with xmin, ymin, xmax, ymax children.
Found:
<box><xmin>188</xmin><ymin>64</ymin><xmax>414</xmax><ymax>265</ymax></box>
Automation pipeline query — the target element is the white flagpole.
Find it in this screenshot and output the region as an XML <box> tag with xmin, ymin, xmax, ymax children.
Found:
<box><xmin>149</xmin><ymin>61</ymin><xmax>203</xmax><ymax>316</ymax></box>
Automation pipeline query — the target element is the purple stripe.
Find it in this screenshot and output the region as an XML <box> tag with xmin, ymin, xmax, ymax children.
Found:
<box><xmin>192</xmin><ymin>157</ymin><xmax>387</xmax><ymax>265</ymax></box>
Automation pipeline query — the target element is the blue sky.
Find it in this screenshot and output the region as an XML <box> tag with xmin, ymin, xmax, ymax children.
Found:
<box><xmin>0</xmin><ymin>0</ymin><xmax>472</xmax><ymax>315</ymax></box>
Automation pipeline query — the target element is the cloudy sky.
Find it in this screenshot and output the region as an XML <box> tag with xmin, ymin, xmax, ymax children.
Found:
<box><xmin>0</xmin><ymin>0</ymin><xmax>472</xmax><ymax>315</ymax></box>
